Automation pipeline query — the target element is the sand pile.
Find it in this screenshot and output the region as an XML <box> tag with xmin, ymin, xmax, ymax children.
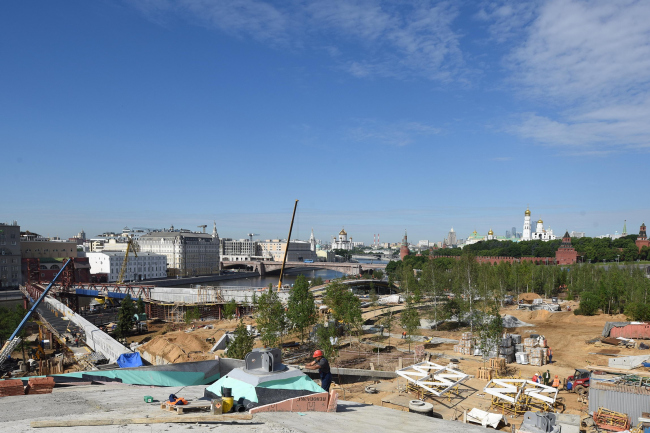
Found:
<box><xmin>529</xmin><ymin>310</ymin><xmax>552</xmax><ymax>320</ymax></box>
<box><xmin>138</xmin><ymin>328</ymin><xmax>224</xmax><ymax>364</ymax></box>
<box><xmin>518</xmin><ymin>293</ymin><xmax>541</xmax><ymax>303</ymax></box>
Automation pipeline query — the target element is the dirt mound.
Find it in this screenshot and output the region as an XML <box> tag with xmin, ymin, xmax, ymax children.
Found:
<box><xmin>529</xmin><ymin>310</ymin><xmax>552</xmax><ymax>321</ymax></box>
<box><xmin>518</xmin><ymin>293</ymin><xmax>541</xmax><ymax>302</ymax></box>
<box><xmin>138</xmin><ymin>327</ymin><xmax>224</xmax><ymax>364</ymax></box>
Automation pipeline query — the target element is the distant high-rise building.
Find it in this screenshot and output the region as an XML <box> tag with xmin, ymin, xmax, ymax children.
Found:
<box><xmin>505</xmin><ymin>230</ymin><xmax>511</xmax><ymax>238</ymax></box>
<box><xmin>446</xmin><ymin>227</ymin><xmax>456</xmax><ymax>247</ymax></box>
<box><xmin>512</xmin><ymin>227</ymin><xmax>517</xmax><ymax>238</ymax></box>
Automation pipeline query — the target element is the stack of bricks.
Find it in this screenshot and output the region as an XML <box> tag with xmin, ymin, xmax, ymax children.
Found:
<box><xmin>453</xmin><ymin>332</ymin><xmax>473</xmax><ymax>355</ymax></box>
<box><xmin>0</xmin><ymin>379</ymin><xmax>24</xmax><ymax>397</ymax></box>
<box><xmin>25</xmin><ymin>377</ymin><xmax>55</xmax><ymax>395</ymax></box>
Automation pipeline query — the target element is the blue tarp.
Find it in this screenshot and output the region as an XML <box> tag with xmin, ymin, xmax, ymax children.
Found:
<box><xmin>642</xmin><ymin>362</ymin><xmax>650</xmax><ymax>367</ymax></box>
<box><xmin>117</xmin><ymin>352</ymin><xmax>143</xmax><ymax>368</ymax></box>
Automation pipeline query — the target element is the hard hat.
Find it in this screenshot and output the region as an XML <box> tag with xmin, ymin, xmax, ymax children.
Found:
<box><xmin>313</xmin><ymin>350</ymin><xmax>324</xmax><ymax>358</ymax></box>
<box><xmin>555</xmin><ymin>375</ymin><xmax>558</xmax><ymax>378</ymax></box>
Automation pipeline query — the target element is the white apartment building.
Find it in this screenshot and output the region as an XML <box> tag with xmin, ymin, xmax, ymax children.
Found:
<box><xmin>220</xmin><ymin>238</ymin><xmax>262</xmax><ymax>261</ymax></box>
<box><xmin>86</xmin><ymin>251</ymin><xmax>167</xmax><ymax>282</ymax></box>
<box><xmin>138</xmin><ymin>223</ymin><xmax>220</xmax><ymax>276</ymax></box>
<box><xmin>259</xmin><ymin>239</ymin><xmax>318</xmax><ymax>262</ymax></box>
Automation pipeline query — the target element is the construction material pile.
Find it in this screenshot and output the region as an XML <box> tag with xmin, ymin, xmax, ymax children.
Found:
<box><xmin>0</xmin><ymin>379</ymin><xmax>24</xmax><ymax>397</ymax></box>
<box><xmin>498</xmin><ymin>334</ymin><xmax>518</xmax><ymax>363</ymax></box>
<box><xmin>25</xmin><ymin>377</ymin><xmax>55</xmax><ymax>395</ymax></box>
<box><xmin>519</xmin><ymin>335</ymin><xmax>548</xmax><ymax>366</ymax></box>
<box><xmin>453</xmin><ymin>332</ymin><xmax>473</xmax><ymax>355</ymax></box>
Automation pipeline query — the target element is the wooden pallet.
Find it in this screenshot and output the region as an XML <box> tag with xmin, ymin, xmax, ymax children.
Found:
<box><xmin>161</xmin><ymin>400</ymin><xmax>218</xmax><ymax>415</ymax></box>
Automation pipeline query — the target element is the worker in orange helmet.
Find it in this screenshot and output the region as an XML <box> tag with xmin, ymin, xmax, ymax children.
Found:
<box><xmin>304</xmin><ymin>349</ymin><xmax>332</xmax><ymax>392</ymax></box>
<box><xmin>552</xmin><ymin>375</ymin><xmax>560</xmax><ymax>388</ymax></box>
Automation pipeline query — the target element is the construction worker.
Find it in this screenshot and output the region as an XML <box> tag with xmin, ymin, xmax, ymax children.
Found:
<box><xmin>547</xmin><ymin>347</ymin><xmax>553</xmax><ymax>364</ymax></box>
<box><xmin>304</xmin><ymin>350</ymin><xmax>332</xmax><ymax>392</ymax></box>
<box><xmin>542</xmin><ymin>369</ymin><xmax>551</xmax><ymax>386</ymax></box>
<box><xmin>402</xmin><ymin>331</ymin><xmax>406</xmax><ymax>339</ymax></box>
<box><xmin>532</xmin><ymin>372</ymin><xmax>539</xmax><ymax>383</ymax></box>
<box><xmin>552</xmin><ymin>375</ymin><xmax>560</xmax><ymax>388</ymax></box>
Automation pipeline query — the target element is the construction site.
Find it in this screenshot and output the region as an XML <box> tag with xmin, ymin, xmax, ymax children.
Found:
<box><xmin>1</xmin><ymin>257</ymin><xmax>650</xmax><ymax>432</ymax></box>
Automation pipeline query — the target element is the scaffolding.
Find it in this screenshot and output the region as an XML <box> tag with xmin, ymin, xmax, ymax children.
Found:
<box><xmin>483</xmin><ymin>379</ymin><xmax>560</xmax><ymax>414</ymax></box>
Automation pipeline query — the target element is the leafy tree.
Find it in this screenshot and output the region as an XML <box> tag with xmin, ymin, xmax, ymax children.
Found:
<box><xmin>577</xmin><ymin>291</ymin><xmax>600</xmax><ymax>316</ymax></box>
<box><xmin>400</xmin><ymin>297</ymin><xmax>420</xmax><ymax>352</ymax></box>
<box><xmin>315</xmin><ymin>322</ymin><xmax>338</xmax><ymax>363</ymax></box>
<box><xmin>256</xmin><ymin>289</ymin><xmax>287</xmax><ymax>348</ymax></box>
<box><xmin>310</xmin><ymin>276</ymin><xmax>324</xmax><ymax>287</ymax></box>
<box><xmin>287</xmin><ymin>275</ymin><xmax>317</xmax><ymax>342</ymax></box>
<box><xmin>227</xmin><ymin>320</ymin><xmax>255</xmax><ymax>359</ymax></box>
<box><xmin>380</xmin><ymin>311</ymin><xmax>395</xmax><ymax>349</ymax></box>
<box><xmin>185</xmin><ymin>306</ymin><xmax>201</xmax><ymax>324</ymax></box>
<box><xmin>116</xmin><ymin>294</ymin><xmax>135</xmax><ymax>338</ymax></box>
<box><xmin>476</xmin><ymin>306</ymin><xmax>503</xmax><ymax>365</ymax></box>
<box><xmin>223</xmin><ymin>299</ymin><xmax>237</xmax><ymax>320</ymax></box>
<box><xmin>136</xmin><ymin>297</ymin><xmax>145</xmax><ymax>315</ymax></box>
<box><xmin>372</xmin><ymin>270</ymin><xmax>384</xmax><ymax>280</ymax></box>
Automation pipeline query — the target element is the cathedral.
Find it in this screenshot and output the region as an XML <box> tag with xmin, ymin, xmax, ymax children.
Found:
<box><xmin>522</xmin><ymin>207</ymin><xmax>556</xmax><ymax>241</ymax></box>
<box><xmin>331</xmin><ymin>227</ymin><xmax>353</xmax><ymax>250</ymax></box>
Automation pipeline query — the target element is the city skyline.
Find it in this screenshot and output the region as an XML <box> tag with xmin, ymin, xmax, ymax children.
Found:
<box><xmin>2</xmin><ymin>2</ymin><xmax>649</xmax><ymax>243</ymax></box>
<box><xmin>5</xmin><ymin>205</ymin><xmax>641</xmax><ymax>246</ymax></box>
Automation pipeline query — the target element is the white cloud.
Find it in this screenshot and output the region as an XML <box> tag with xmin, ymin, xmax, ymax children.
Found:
<box><xmin>504</xmin><ymin>0</ymin><xmax>650</xmax><ymax>152</ymax></box>
<box><xmin>128</xmin><ymin>0</ymin><xmax>464</xmax><ymax>82</ymax></box>
<box><xmin>475</xmin><ymin>0</ymin><xmax>540</xmax><ymax>43</ymax></box>
<box><xmin>348</xmin><ymin>119</ymin><xmax>440</xmax><ymax>147</ymax></box>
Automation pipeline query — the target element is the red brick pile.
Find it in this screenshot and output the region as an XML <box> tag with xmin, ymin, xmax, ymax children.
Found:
<box><xmin>25</xmin><ymin>377</ymin><xmax>55</xmax><ymax>395</ymax></box>
<box><xmin>0</xmin><ymin>379</ymin><xmax>24</xmax><ymax>397</ymax></box>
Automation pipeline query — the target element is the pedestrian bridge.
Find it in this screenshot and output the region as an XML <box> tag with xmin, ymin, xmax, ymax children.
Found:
<box><xmin>221</xmin><ymin>260</ymin><xmax>386</xmax><ymax>276</ymax></box>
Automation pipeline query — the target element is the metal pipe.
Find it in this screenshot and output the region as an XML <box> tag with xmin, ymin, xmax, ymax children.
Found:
<box><xmin>278</xmin><ymin>199</ymin><xmax>299</xmax><ymax>290</ymax></box>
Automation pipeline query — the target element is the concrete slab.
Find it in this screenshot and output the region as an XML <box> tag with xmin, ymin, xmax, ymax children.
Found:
<box><xmin>0</xmin><ymin>383</ymin><xmax>492</xmax><ymax>432</ymax></box>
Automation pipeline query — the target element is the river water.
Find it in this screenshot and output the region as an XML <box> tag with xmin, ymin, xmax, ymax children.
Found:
<box><xmin>172</xmin><ymin>268</ymin><xmax>346</xmax><ymax>289</ymax></box>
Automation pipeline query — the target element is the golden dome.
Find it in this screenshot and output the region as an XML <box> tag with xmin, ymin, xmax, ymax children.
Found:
<box><xmin>488</xmin><ymin>229</ymin><xmax>494</xmax><ymax>235</ymax></box>
<box><xmin>525</xmin><ymin>207</ymin><xmax>531</xmax><ymax>216</ymax></box>
<box><xmin>339</xmin><ymin>228</ymin><xmax>347</xmax><ymax>236</ymax></box>
<box><xmin>537</xmin><ymin>219</ymin><xmax>543</xmax><ymax>224</ymax></box>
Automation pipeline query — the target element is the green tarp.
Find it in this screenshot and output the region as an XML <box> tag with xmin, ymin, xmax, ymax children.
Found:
<box><xmin>206</xmin><ymin>375</ymin><xmax>324</xmax><ymax>403</ymax></box>
<box><xmin>14</xmin><ymin>370</ymin><xmax>220</xmax><ymax>387</ymax></box>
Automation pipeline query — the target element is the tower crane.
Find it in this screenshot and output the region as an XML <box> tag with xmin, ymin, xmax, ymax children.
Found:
<box><xmin>247</xmin><ymin>233</ymin><xmax>259</xmax><ymax>242</ymax></box>
<box><xmin>197</xmin><ymin>225</ymin><xmax>208</xmax><ymax>233</ymax></box>
<box><xmin>117</xmin><ymin>235</ymin><xmax>138</xmax><ymax>284</ymax></box>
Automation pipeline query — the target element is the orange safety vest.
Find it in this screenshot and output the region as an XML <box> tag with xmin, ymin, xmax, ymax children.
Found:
<box><xmin>168</xmin><ymin>397</ymin><xmax>188</xmax><ymax>406</ymax></box>
<box><xmin>552</xmin><ymin>377</ymin><xmax>560</xmax><ymax>387</ymax></box>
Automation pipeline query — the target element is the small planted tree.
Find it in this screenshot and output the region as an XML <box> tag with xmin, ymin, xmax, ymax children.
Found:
<box><xmin>185</xmin><ymin>306</ymin><xmax>201</xmax><ymax>324</ymax></box>
<box><xmin>223</xmin><ymin>299</ymin><xmax>238</xmax><ymax>320</ymax></box>
<box><xmin>315</xmin><ymin>322</ymin><xmax>338</xmax><ymax>363</ymax></box>
<box><xmin>287</xmin><ymin>275</ymin><xmax>317</xmax><ymax>342</ymax></box>
<box><xmin>227</xmin><ymin>320</ymin><xmax>255</xmax><ymax>359</ymax></box>
<box><xmin>476</xmin><ymin>307</ymin><xmax>504</xmax><ymax>366</ymax></box>
<box><xmin>256</xmin><ymin>289</ymin><xmax>287</xmax><ymax>348</ymax></box>
<box><xmin>136</xmin><ymin>297</ymin><xmax>145</xmax><ymax>315</ymax></box>
<box><xmin>400</xmin><ymin>296</ymin><xmax>420</xmax><ymax>353</ymax></box>
<box><xmin>116</xmin><ymin>294</ymin><xmax>135</xmax><ymax>338</ymax></box>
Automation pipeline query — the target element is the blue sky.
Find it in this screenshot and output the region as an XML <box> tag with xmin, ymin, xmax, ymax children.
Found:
<box><xmin>2</xmin><ymin>0</ymin><xmax>649</xmax><ymax>244</ymax></box>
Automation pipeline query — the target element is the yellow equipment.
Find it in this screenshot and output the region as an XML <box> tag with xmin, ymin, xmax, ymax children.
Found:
<box><xmin>117</xmin><ymin>235</ymin><xmax>138</xmax><ymax>284</ymax></box>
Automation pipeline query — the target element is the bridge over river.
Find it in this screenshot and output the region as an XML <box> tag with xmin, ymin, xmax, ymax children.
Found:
<box><xmin>221</xmin><ymin>260</ymin><xmax>386</xmax><ymax>276</ymax></box>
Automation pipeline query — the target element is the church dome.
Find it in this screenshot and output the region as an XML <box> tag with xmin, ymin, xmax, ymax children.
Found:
<box><xmin>339</xmin><ymin>228</ymin><xmax>347</xmax><ymax>236</ymax></box>
<box><xmin>525</xmin><ymin>208</ymin><xmax>531</xmax><ymax>216</ymax></box>
<box><xmin>537</xmin><ymin>219</ymin><xmax>543</xmax><ymax>224</ymax></box>
<box><xmin>488</xmin><ymin>229</ymin><xmax>494</xmax><ymax>235</ymax></box>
